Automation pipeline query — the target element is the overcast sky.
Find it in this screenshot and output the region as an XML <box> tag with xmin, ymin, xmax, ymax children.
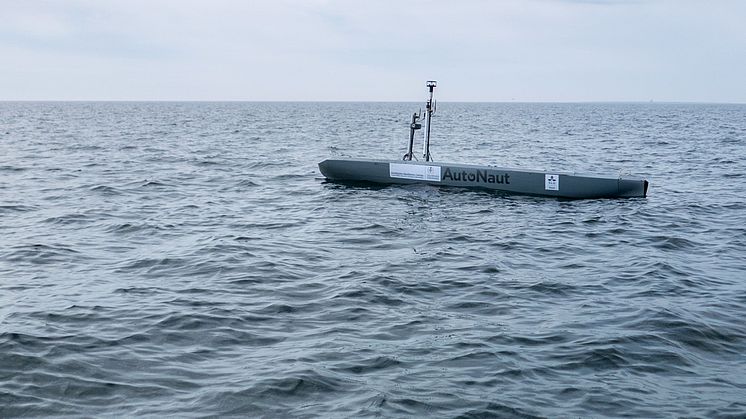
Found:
<box><xmin>1</xmin><ymin>0</ymin><xmax>744</xmax><ymax>102</ymax></box>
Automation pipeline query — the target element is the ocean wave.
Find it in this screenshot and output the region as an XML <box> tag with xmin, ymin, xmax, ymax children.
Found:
<box><xmin>2</xmin><ymin>102</ymin><xmax>746</xmax><ymax>417</ymax></box>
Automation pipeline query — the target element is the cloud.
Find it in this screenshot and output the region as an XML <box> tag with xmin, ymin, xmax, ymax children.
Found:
<box><xmin>0</xmin><ymin>0</ymin><xmax>744</xmax><ymax>101</ymax></box>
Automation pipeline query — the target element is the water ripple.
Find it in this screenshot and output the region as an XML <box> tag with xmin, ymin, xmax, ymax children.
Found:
<box><xmin>1</xmin><ymin>102</ymin><xmax>745</xmax><ymax>417</ymax></box>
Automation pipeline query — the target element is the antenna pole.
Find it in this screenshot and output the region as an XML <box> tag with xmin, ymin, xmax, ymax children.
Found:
<box><xmin>422</xmin><ymin>80</ymin><xmax>437</xmax><ymax>161</ymax></box>
<box><xmin>403</xmin><ymin>112</ymin><xmax>421</xmax><ymax>161</ymax></box>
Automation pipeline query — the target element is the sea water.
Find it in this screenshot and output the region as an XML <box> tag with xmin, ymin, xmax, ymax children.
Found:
<box><xmin>1</xmin><ymin>102</ymin><xmax>745</xmax><ymax>417</ymax></box>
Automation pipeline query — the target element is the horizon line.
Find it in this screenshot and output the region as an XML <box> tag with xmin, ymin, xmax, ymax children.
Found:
<box><xmin>2</xmin><ymin>99</ymin><xmax>745</xmax><ymax>105</ymax></box>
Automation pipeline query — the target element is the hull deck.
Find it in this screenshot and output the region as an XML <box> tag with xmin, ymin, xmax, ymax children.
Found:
<box><xmin>319</xmin><ymin>158</ymin><xmax>648</xmax><ymax>199</ymax></box>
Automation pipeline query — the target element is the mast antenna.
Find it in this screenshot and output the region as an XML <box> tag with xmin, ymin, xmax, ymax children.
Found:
<box><xmin>403</xmin><ymin>110</ymin><xmax>421</xmax><ymax>161</ymax></box>
<box><xmin>422</xmin><ymin>80</ymin><xmax>437</xmax><ymax>162</ymax></box>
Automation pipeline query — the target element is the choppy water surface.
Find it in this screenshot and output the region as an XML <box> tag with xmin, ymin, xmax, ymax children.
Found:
<box><xmin>1</xmin><ymin>102</ymin><xmax>745</xmax><ymax>417</ymax></box>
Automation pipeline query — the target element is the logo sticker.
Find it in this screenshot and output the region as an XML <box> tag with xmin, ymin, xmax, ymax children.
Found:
<box><xmin>545</xmin><ymin>174</ymin><xmax>559</xmax><ymax>191</ymax></box>
<box><xmin>390</xmin><ymin>163</ymin><xmax>441</xmax><ymax>182</ymax></box>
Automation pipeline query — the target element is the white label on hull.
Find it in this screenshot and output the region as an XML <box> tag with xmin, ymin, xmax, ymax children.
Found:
<box><xmin>545</xmin><ymin>174</ymin><xmax>559</xmax><ymax>191</ymax></box>
<box><xmin>389</xmin><ymin>163</ymin><xmax>441</xmax><ymax>182</ymax></box>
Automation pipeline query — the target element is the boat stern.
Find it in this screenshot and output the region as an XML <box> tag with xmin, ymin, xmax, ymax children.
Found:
<box><xmin>617</xmin><ymin>177</ymin><xmax>649</xmax><ymax>198</ymax></box>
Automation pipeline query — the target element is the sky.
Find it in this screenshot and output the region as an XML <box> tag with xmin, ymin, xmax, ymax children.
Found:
<box><xmin>1</xmin><ymin>0</ymin><xmax>745</xmax><ymax>102</ymax></box>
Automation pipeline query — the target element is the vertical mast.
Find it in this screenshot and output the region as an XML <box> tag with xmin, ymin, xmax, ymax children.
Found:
<box><xmin>422</xmin><ymin>80</ymin><xmax>437</xmax><ymax>161</ymax></box>
<box><xmin>403</xmin><ymin>112</ymin><xmax>421</xmax><ymax>161</ymax></box>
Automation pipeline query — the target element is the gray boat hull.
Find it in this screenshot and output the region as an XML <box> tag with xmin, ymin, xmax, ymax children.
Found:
<box><xmin>319</xmin><ymin>159</ymin><xmax>648</xmax><ymax>199</ymax></box>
